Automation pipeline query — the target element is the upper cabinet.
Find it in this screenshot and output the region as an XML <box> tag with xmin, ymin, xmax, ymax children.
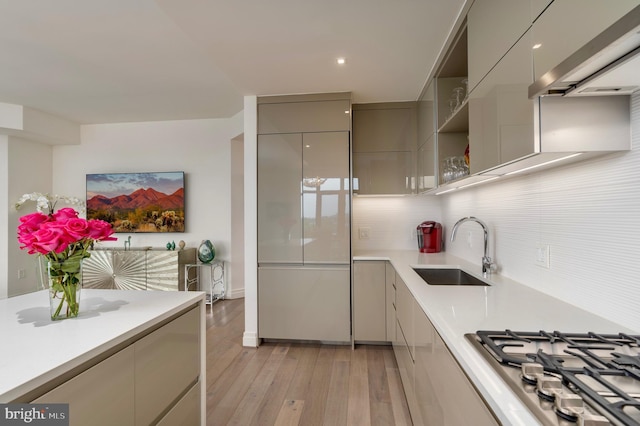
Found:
<box><xmin>258</xmin><ymin>93</ymin><xmax>351</xmax><ymax>134</ymax></box>
<box><xmin>468</xmin><ymin>29</ymin><xmax>535</xmax><ymax>174</ymax></box>
<box><xmin>467</xmin><ymin>0</ymin><xmax>531</xmax><ymax>94</ymax></box>
<box><xmin>424</xmin><ymin>0</ymin><xmax>633</xmax><ymax>194</ymax></box>
<box><xmin>531</xmin><ymin>0</ymin><xmax>639</xmax><ymax>83</ymax></box>
<box><xmin>352</xmin><ymin>102</ymin><xmax>417</xmax><ymax>195</ymax></box>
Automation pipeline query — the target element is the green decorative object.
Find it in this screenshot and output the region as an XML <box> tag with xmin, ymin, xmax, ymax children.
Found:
<box><xmin>198</xmin><ymin>240</ymin><xmax>216</xmax><ymax>263</ymax></box>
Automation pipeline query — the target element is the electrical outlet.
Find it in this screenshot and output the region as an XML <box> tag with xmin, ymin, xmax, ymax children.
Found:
<box><xmin>18</xmin><ymin>269</ymin><xmax>26</xmax><ymax>279</ymax></box>
<box><xmin>358</xmin><ymin>227</ymin><xmax>371</xmax><ymax>240</ymax></box>
<box><xmin>535</xmin><ymin>245</ymin><xmax>550</xmax><ymax>269</ymax></box>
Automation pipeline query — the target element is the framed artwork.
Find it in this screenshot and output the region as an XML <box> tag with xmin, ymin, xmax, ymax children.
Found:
<box><xmin>86</xmin><ymin>171</ymin><xmax>185</xmax><ymax>233</ymax></box>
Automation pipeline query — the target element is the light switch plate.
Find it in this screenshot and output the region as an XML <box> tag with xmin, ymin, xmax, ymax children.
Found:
<box><xmin>535</xmin><ymin>245</ymin><xmax>550</xmax><ymax>268</ymax></box>
<box><xmin>358</xmin><ymin>227</ymin><xmax>371</xmax><ymax>240</ymax></box>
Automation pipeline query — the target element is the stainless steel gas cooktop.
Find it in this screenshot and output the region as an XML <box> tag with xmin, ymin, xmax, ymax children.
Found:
<box><xmin>466</xmin><ymin>330</ymin><xmax>640</xmax><ymax>425</ymax></box>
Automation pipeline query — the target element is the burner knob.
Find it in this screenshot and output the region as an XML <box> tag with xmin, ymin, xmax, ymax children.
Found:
<box><xmin>554</xmin><ymin>393</ymin><xmax>583</xmax><ymax>419</ymax></box>
<box><xmin>578</xmin><ymin>412</ymin><xmax>611</xmax><ymax>426</ymax></box>
<box><xmin>521</xmin><ymin>363</ymin><xmax>544</xmax><ymax>384</ymax></box>
<box><xmin>537</xmin><ymin>376</ymin><xmax>562</xmax><ymax>400</ymax></box>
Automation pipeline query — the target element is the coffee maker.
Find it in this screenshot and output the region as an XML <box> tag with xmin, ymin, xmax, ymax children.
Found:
<box><xmin>417</xmin><ymin>221</ymin><xmax>442</xmax><ymax>253</ymax></box>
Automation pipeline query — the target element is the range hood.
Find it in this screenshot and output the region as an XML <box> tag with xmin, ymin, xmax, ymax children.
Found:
<box><xmin>529</xmin><ymin>4</ymin><xmax>640</xmax><ymax>98</ymax></box>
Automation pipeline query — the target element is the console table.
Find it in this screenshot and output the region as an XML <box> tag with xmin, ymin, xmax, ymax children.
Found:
<box><xmin>83</xmin><ymin>248</ymin><xmax>197</xmax><ymax>291</ymax></box>
<box><xmin>184</xmin><ymin>260</ymin><xmax>225</xmax><ymax>305</ymax></box>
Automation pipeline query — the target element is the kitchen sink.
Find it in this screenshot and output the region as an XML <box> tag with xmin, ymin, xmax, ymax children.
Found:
<box><xmin>412</xmin><ymin>268</ymin><xmax>489</xmax><ymax>286</ymax></box>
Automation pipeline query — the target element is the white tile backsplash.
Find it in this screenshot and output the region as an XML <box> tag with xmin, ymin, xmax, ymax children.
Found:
<box><xmin>352</xmin><ymin>196</ymin><xmax>441</xmax><ymax>251</ymax></box>
<box><xmin>353</xmin><ymin>93</ymin><xmax>640</xmax><ymax>331</ymax></box>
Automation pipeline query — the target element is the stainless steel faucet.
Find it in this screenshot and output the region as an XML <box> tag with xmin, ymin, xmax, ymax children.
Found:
<box><xmin>450</xmin><ymin>216</ymin><xmax>496</xmax><ymax>277</ymax></box>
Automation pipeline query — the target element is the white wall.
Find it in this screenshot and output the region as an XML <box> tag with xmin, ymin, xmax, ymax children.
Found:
<box><xmin>5</xmin><ymin>137</ymin><xmax>53</xmax><ymax>297</ymax></box>
<box><xmin>51</xmin><ymin>114</ymin><xmax>244</xmax><ymax>296</ymax></box>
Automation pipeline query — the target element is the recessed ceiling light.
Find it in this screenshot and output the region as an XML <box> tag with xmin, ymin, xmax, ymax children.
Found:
<box><xmin>336</xmin><ymin>57</ymin><xmax>346</xmax><ymax>65</ymax></box>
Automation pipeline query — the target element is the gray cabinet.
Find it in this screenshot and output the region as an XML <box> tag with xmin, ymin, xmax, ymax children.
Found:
<box><xmin>467</xmin><ymin>0</ymin><xmax>531</xmax><ymax>93</ymax></box>
<box><xmin>353</xmin><ymin>261</ymin><xmax>386</xmax><ymax>342</ymax></box>
<box><xmin>392</xmin><ymin>274</ymin><xmax>498</xmax><ymax>425</ymax></box>
<box><xmin>258</xmin><ymin>95</ymin><xmax>350</xmax><ymax>134</ymax></box>
<box><xmin>392</xmin><ymin>274</ymin><xmax>419</xmax><ymax>423</ymax></box>
<box><xmin>468</xmin><ymin>28</ymin><xmax>535</xmax><ymax>174</ymax></box>
<box><xmin>258</xmin><ymin>266</ymin><xmax>350</xmax><ymax>342</ymax></box>
<box><xmin>531</xmin><ymin>0</ymin><xmax>639</xmax><ymax>82</ymax></box>
<box><xmin>33</xmin><ymin>306</ymin><xmax>202</xmax><ymax>426</ymax></box>
<box><xmin>33</xmin><ymin>346</ymin><xmax>135</xmax><ymax>426</ymax></box>
<box><xmin>135</xmin><ymin>307</ymin><xmax>200</xmax><ymax>425</ymax></box>
<box><xmin>427</xmin><ymin>1</ymin><xmax>632</xmax><ymax>193</ymax></box>
<box><xmin>414</xmin><ymin>307</ymin><xmax>498</xmax><ymax>425</ymax></box>
<box><xmin>257</xmin><ymin>93</ymin><xmax>352</xmax><ymax>343</ymax></box>
<box><xmin>352</xmin><ymin>102</ymin><xmax>417</xmax><ymax>195</ymax></box>
<box><xmin>468</xmin><ymin>27</ymin><xmax>631</xmax><ymax>177</ymax></box>
<box><xmin>257</xmin><ymin>131</ymin><xmax>350</xmax><ymax>264</ymax></box>
<box><xmin>83</xmin><ymin>248</ymin><xmax>196</xmax><ymax>291</ymax></box>
<box><xmin>385</xmin><ymin>262</ymin><xmax>396</xmax><ymax>341</ymax></box>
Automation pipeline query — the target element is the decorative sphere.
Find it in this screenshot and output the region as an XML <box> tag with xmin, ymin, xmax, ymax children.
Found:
<box><xmin>198</xmin><ymin>240</ymin><xmax>216</xmax><ymax>263</ymax></box>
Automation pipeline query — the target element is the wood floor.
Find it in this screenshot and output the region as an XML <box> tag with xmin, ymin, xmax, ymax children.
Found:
<box><xmin>205</xmin><ymin>298</ymin><xmax>413</xmax><ymax>426</ymax></box>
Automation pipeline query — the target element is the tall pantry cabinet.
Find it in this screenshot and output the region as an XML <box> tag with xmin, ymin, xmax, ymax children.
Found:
<box><xmin>257</xmin><ymin>93</ymin><xmax>352</xmax><ymax>342</ymax></box>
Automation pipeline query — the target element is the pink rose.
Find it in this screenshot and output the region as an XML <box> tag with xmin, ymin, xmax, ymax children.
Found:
<box><xmin>18</xmin><ymin>212</ymin><xmax>50</xmax><ymax>234</ymax></box>
<box><xmin>87</xmin><ymin>220</ymin><xmax>117</xmax><ymax>241</ymax></box>
<box><xmin>64</xmin><ymin>218</ymin><xmax>91</xmax><ymax>240</ymax></box>
<box><xmin>18</xmin><ymin>233</ymin><xmax>38</xmax><ymax>254</ymax></box>
<box><xmin>52</xmin><ymin>207</ymin><xmax>78</xmax><ymax>222</ymax></box>
<box><xmin>30</xmin><ymin>225</ymin><xmax>70</xmax><ymax>254</ymax></box>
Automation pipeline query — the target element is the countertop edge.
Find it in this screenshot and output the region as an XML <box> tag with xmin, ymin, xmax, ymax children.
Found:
<box><xmin>0</xmin><ymin>289</ymin><xmax>205</xmax><ymax>403</ymax></box>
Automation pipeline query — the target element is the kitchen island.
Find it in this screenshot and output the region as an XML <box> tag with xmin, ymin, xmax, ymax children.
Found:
<box><xmin>354</xmin><ymin>250</ymin><xmax>636</xmax><ymax>425</ymax></box>
<box><xmin>0</xmin><ymin>289</ymin><xmax>206</xmax><ymax>425</ymax></box>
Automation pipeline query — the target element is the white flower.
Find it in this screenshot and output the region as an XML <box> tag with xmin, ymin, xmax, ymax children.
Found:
<box><xmin>15</xmin><ymin>192</ymin><xmax>86</xmax><ymax>214</ymax></box>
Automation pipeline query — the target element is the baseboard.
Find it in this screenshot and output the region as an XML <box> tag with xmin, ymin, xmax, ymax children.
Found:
<box><xmin>225</xmin><ymin>288</ymin><xmax>244</xmax><ymax>299</ymax></box>
<box><xmin>242</xmin><ymin>331</ymin><xmax>260</xmax><ymax>347</ymax></box>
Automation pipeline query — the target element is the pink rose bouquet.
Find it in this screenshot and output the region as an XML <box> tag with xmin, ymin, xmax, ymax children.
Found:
<box><xmin>16</xmin><ymin>205</ymin><xmax>116</xmax><ymax>319</ymax></box>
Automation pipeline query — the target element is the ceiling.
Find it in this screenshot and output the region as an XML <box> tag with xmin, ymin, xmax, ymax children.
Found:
<box><xmin>0</xmin><ymin>0</ymin><xmax>466</xmax><ymax>124</ymax></box>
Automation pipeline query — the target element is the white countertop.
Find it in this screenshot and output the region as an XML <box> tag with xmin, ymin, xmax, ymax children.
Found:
<box><xmin>354</xmin><ymin>250</ymin><xmax>636</xmax><ymax>425</ymax></box>
<box><xmin>0</xmin><ymin>289</ymin><xmax>205</xmax><ymax>402</ymax></box>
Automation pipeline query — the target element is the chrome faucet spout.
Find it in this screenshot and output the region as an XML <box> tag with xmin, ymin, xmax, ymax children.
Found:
<box><xmin>450</xmin><ymin>216</ymin><xmax>495</xmax><ymax>277</ymax></box>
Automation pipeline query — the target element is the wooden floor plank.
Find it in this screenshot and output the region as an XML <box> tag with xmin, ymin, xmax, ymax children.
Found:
<box><xmin>205</xmin><ymin>299</ymin><xmax>412</xmax><ymax>426</ymax></box>
<box><xmin>296</xmin><ymin>345</ymin><xmax>335</xmax><ymax>425</ymax></box>
<box><xmin>367</xmin><ymin>346</ymin><xmax>395</xmax><ymax>426</ymax></box>
<box><xmin>248</xmin><ymin>345</ymin><xmax>300</xmax><ymax>426</ymax></box>
<box><xmin>322</xmin><ymin>356</ymin><xmax>350</xmax><ymax>425</ymax></box>
<box><xmin>274</xmin><ymin>400</ymin><xmax>304</xmax><ymax>426</ymax></box>
<box><xmin>226</xmin><ymin>346</ymin><xmax>290</xmax><ymax>425</ymax></box>
<box><xmin>347</xmin><ymin>346</ymin><xmax>371</xmax><ymax>426</ymax></box>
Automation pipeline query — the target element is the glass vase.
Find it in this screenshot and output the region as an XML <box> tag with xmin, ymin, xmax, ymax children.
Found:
<box><xmin>46</xmin><ymin>258</ymin><xmax>83</xmax><ymax>320</ymax></box>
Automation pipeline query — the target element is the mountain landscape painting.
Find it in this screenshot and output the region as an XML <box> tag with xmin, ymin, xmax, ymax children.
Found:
<box><xmin>86</xmin><ymin>172</ymin><xmax>185</xmax><ymax>233</ymax></box>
